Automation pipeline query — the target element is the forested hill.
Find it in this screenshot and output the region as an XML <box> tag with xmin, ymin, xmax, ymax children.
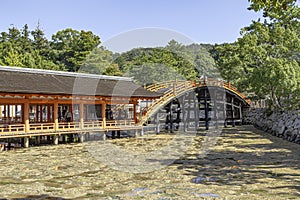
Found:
<box><xmin>113</xmin><ymin>40</ymin><xmax>217</xmax><ymax>85</ymax></box>
<box><xmin>0</xmin><ymin>26</ymin><xmax>215</xmax><ymax>84</ymax></box>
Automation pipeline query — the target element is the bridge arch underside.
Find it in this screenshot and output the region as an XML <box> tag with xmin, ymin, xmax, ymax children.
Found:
<box><xmin>148</xmin><ymin>86</ymin><xmax>250</xmax><ymax>132</ymax></box>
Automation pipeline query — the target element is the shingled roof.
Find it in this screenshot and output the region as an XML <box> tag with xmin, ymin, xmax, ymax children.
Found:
<box><xmin>0</xmin><ymin>66</ymin><xmax>160</xmax><ymax>98</ymax></box>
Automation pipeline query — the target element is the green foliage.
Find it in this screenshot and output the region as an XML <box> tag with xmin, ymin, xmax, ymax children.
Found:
<box><xmin>114</xmin><ymin>41</ymin><xmax>217</xmax><ymax>84</ymax></box>
<box><xmin>114</xmin><ymin>47</ymin><xmax>198</xmax><ymax>84</ymax></box>
<box><xmin>216</xmin><ymin>1</ymin><xmax>300</xmax><ymax>110</ymax></box>
<box><xmin>0</xmin><ymin>24</ymin><xmax>64</xmax><ymax>71</ymax></box>
<box><xmin>80</xmin><ymin>47</ymin><xmax>114</xmax><ymax>74</ymax></box>
<box><xmin>50</xmin><ymin>28</ymin><xmax>101</xmax><ymax>72</ymax></box>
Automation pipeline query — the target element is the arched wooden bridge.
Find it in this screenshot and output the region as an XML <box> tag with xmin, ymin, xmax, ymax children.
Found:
<box><xmin>138</xmin><ymin>79</ymin><xmax>250</xmax><ymax>132</ymax></box>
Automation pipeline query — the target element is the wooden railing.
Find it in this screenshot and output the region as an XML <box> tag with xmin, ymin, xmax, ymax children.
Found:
<box><xmin>30</xmin><ymin>123</ymin><xmax>55</xmax><ymax>132</ymax></box>
<box><xmin>138</xmin><ymin>79</ymin><xmax>250</xmax><ymax>125</ymax></box>
<box><xmin>83</xmin><ymin>121</ymin><xmax>103</xmax><ymax>129</ymax></box>
<box><xmin>0</xmin><ymin>124</ymin><xmax>25</xmax><ymax>134</ymax></box>
<box><xmin>106</xmin><ymin>120</ymin><xmax>135</xmax><ymax>128</ymax></box>
<box><xmin>0</xmin><ymin>119</ymin><xmax>138</xmax><ymax>137</ymax></box>
<box><xmin>138</xmin><ymin>81</ymin><xmax>197</xmax><ymax>125</ymax></box>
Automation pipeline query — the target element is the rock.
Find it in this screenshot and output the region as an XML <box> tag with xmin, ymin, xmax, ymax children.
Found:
<box><xmin>243</xmin><ymin>108</ymin><xmax>300</xmax><ymax>145</ymax></box>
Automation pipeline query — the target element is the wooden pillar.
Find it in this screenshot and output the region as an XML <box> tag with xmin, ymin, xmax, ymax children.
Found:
<box><xmin>79</xmin><ymin>133</ymin><xmax>85</xmax><ymax>143</ymax></box>
<box><xmin>231</xmin><ymin>97</ymin><xmax>235</xmax><ymax>127</ymax></box>
<box><xmin>239</xmin><ymin>102</ymin><xmax>242</xmax><ymax>123</ymax></box>
<box><xmin>214</xmin><ymin>89</ymin><xmax>218</xmax><ymax>129</ymax></box>
<box><xmin>24</xmin><ymin>137</ymin><xmax>29</xmax><ymax>148</ymax></box>
<box><xmin>101</xmin><ymin>132</ymin><xmax>106</xmax><ymax>141</ymax></box>
<box><xmin>54</xmin><ymin>101</ymin><xmax>59</xmax><ymax>131</ymax></box>
<box><xmin>24</xmin><ymin>101</ymin><xmax>30</xmax><ymax>133</ymax></box>
<box><xmin>182</xmin><ymin>95</ymin><xmax>187</xmax><ymax>132</ymax></box>
<box><xmin>187</xmin><ymin>94</ymin><xmax>191</xmax><ymax>130</ymax></box>
<box><xmin>170</xmin><ymin>102</ymin><xmax>174</xmax><ymax>133</ymax></box>
<box><xmin>133</xmin><ymin>101</ymin><xmax>138</xmax><ymax>124</ymax></box>
<box><xmin>194</xmin><ymin>94</ymin><xmax>199</xmax><ymax>131</ymax></box>
<box><xmin>80</xmin><ymin>103</ymin><xmax>84</xmax><ymax>129</ymax></box>
<box><xmin>156</xmin><ymin>113</ymin><xmax>160</xmax><ymax>134</ymax></box>
<box><xmin>224</xmin><ymin>93</ymin><xmax>227</xmax><ymax>128</ymax></box>
<box><xmin>53</xmin><ymin>135</ymin><xmax>59</xmax><ymax>145</ymax></box>
<box><xmin>102</xmin><ymin>103</ymin><xmax>106</xmax><ymax>128</ymax></box>
<box><xmin>204</xmin><ymin>89</ymin><xmax>209</xmax><ymax>130</ymax></box>
<box><xmin>36</xmin><ymin>136</ymin><xmax>41</xmax><ymax>145</ymax></box>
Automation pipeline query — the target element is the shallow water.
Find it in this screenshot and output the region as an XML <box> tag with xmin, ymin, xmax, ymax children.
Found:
<box><xmin>0</xmin><ymin>126</ymin><xmax>299</xmax><ymax>199</ymax></box>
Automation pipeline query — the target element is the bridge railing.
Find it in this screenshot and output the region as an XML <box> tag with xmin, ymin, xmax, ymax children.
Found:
<box><xmin>139</xmin><ymin>79</ymin><xmax>250</xmax><ymax>125</ymax></box>
<box><xmin>138</xmin><ymin>80</ymin><xmax>198</xmax><ymax>125</ymax></box>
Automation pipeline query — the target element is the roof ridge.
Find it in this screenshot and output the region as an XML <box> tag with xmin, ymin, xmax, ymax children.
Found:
<box><xmin>0</xmin><ymin>65</ymin><xmax>132</xmax><ymax>81</ymax></box>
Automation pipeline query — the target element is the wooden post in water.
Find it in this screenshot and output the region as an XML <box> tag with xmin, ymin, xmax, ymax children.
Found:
<box><xmin>79</xmin><ymin>133</ymin><xmax>85</xmax><ymax>143</ymax></box>
<box><xmin>194</xmin><ymin>94</ymin><xmax>199</xmax><ymax>131</ymax></box>
<box><xmin>239</xmin><ymin>102</ymin><xmax>242</xmax><ymax>124</ymax></box>
<box><xmin>24</xmin><ymin>137</ymin><xmax>29</xmax><ymax>148</ymax></box>
<box><xmin>133</xmin><ymin>101</ymin><xmax>138</xmax><ymax>124</ymax></box>
<box><xmin>80</xmin><ymin>103</ymin><xmax>84</xmax><ymax>130</ymax></box>
<box><xmin>53</xmin><ymin>135</ymin><xmax>59</xmax><ymax>145</ymax></box>
<box><xmin>231</xmin><ymin>97</ymin><xmax>235</xmax><ymax>127</ymax></box>
<box><xmin>182</xmin><ymin>95</ymin><xmax>187</xmax><ymax>132</ymax></box>
<box><xmin>213</xmin><ymin>89</ymin><xmax>219</xmax><ymax>129</ymax></box>
<box><xmin>223</xmin><ymin>93</ymin><xmax>227</xmax><ymax>128</ymax></box>
<box><xmin>36</xmin><ymin>136</ymin><xmax>41</xmax><ymax>145</ymax></box>
<box><xmin>24</xmin><ymin>100</ymin><xmax>30</xmax><ymax>133</ymax></box>
<box><xmin>204</xmin><ymin>89</ymin><xmax>209</xmax><ymax>130</ymax></box>
<box><xmin>102</xmin><ymin>103</ymin><xmax>106</xmax><ymax>128</ymax></box>
<box><xmin>54</xmin><ymin>101</ymin><xmax>59</xmax><ymax>131</ymax></box>
<box><xmin>156</xmin><ymin>113</ymin><xmax>160</xmax><ymax>134</ymax></box>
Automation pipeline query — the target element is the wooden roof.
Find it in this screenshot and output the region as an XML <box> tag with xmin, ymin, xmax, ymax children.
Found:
<box><xmin>0</xmin><ymin>66</ymin><xmax>160</xmax><ymax>98</ymax></box>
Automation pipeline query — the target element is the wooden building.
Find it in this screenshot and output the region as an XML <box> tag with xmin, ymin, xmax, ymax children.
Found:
<box><xmin>0</xmin><ymin>66</ymin><xmax>160</xmax><ymax>147</ymax></box>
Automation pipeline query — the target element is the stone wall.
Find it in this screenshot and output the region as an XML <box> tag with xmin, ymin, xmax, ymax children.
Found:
<box><xmin>243</xmin><ymin>108</ymin><xmax>300</xmax><ymax>144</ymax></box>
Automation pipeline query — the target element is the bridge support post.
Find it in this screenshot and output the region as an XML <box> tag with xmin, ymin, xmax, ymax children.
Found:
<box><xmin>101</xmin><ymin>132</ymin><xmax>106</xmax><ymax>141</ymax></box>
<box><xmin>182</xmin><ymin>95</ymin><xmax>187</xmax><ymax>132</ymax></box>
<box><xmin>170</xmin><ymin>103</ymin><xmax>174</xmax><ymax>133</ymax></box>
<box><xmin>35</xmin><ymin>136</ymin><xmax>41</xmax><ymax>145</ymax></box>
<box><xmin>156</xmin><ymin>113</ymin><xmax>160</xmax><ymax>134</ymax></box>
<box><xmin>194</xmin><ymin>94</ymin><xmax>199</xmax><ymax>131</ymax></box>
<box><xmin>213</xmin><ymin>89</ymin><xmax>219</xmax><ymax>129</ymax></box>
<box><xmin>204</xmin><ymin>89</ymin><xmax>209</xmax><ymax>130</ymax></box>
<box><xmin>223</xmin><ymin>93</ymin><xmax>227</xmax><ymax>128</ymax></box>
<box><xmin>231</xmin><ymin>97</ymin><xmax>235</xmax><ymax>127</ymax></box>
<box><xmin>53</xmin><ymin>135</ymin><xmax>59</xmax><ymax>145</ymax></box>
<box><xmin>79</xmin><ymin>133</ymin><xmax>85</xmax><ymax>143</ymax></box>
<box><xmin>239</xmin><ymin>102</ymin><xmax>242</xmax><ymax>124</ymax></box>
<box><xmin>24</xmin><ymin>137</ymin><xmax>29</xmax><ymax>148</ymax></box>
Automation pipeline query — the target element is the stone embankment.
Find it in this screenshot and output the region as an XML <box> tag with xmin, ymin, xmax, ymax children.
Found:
<box><xmin>243</xmin><ymin>108</ymin><xmax>300</xmax><ymax>144</ymax></box>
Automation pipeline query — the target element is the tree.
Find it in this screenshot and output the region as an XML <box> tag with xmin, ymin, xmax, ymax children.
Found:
<box><xmin>216</xmin><ymin>1</ymin><xmax>300</xmax><ymax>110</ymax></box>
<box><xmin>114</xmin><ymin>47</ymin><xmax>199</xmax><ymax>83</ymax></box>
<box><xmin>50</xmin><ymin>28</ymin><xmax>101</xmax><ymax>72</ymax></box>
<box><xmin>80</xmin><ymin>47</ymin><xmax>114</xmax><ymax>74</ymax></box>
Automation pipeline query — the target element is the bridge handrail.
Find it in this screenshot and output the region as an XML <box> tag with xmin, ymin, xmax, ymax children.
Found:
<box><xmin>139</xmin><ymin>79</ymin><xmax>250</xmax><ymax>125</ymax></box>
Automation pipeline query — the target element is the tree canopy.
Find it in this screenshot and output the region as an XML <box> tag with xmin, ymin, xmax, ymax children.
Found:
<box><xmin>216</xmin><ymin>0</ymin><xmax>300</xmax><ymax>110</ymax></box>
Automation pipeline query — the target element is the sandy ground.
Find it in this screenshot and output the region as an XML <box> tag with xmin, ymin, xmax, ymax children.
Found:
<box><xmin>0</xmin><ymin>125</ymin><xmax>299</xmax><ymax>199</ymax></box>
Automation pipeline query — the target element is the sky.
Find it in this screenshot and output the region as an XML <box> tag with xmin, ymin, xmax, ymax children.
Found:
<box><xmin>0</xmin><ymin>0</ymin><xmax>263</xmax><ymax>52</ymax></box>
